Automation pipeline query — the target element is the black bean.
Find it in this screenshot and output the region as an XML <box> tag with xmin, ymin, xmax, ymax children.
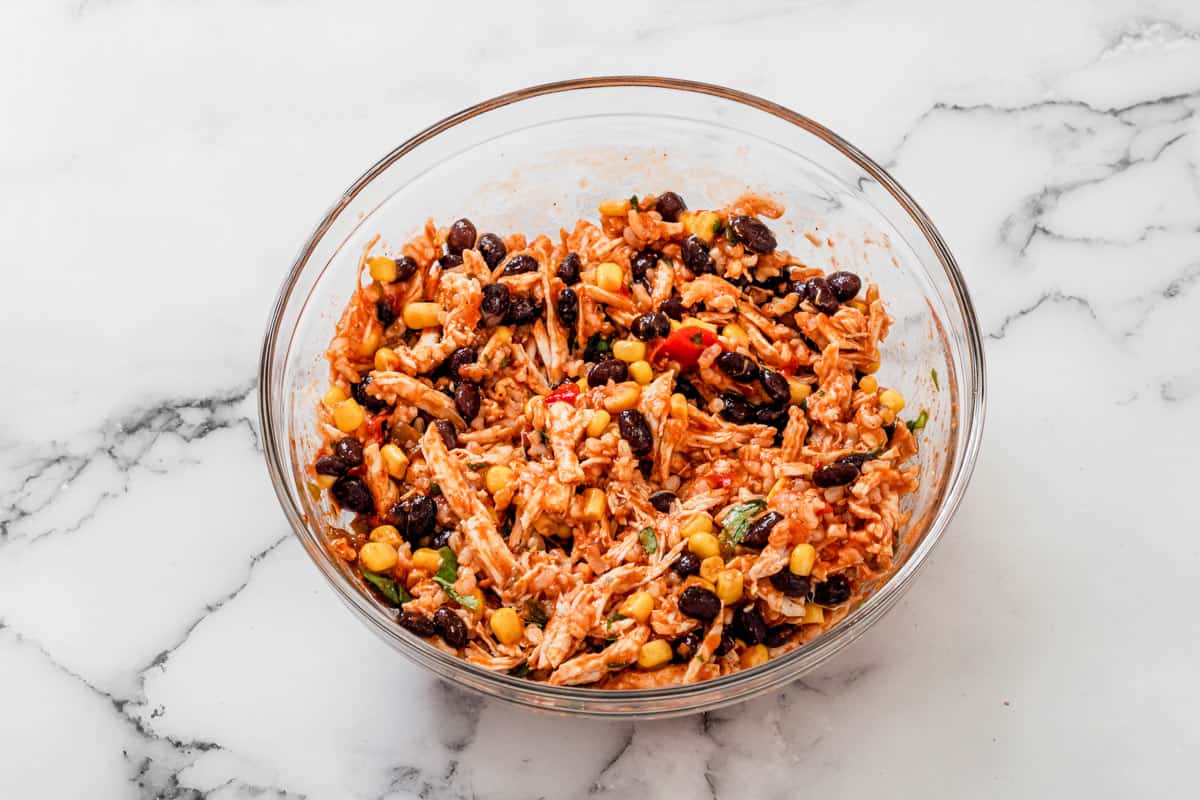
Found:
<box><xmin>719</xmin><ymin>392</ymin><xmax>755</xmax><ymax>424</ymax></box>
<box><xmin>742</xmin><ymin>510</ymin><xmax>782</xmax><ymax>549</ymax></box>
<box><xmin>678</xmin><ymin>586</ymin><xmax>722</xmax><ymax>620</ymax></box>
<box><xmin>675</xmin><ymin>630</ymin><xmax>703</xmax><ymax>661</ymax></box>
<box><xmin>446</xmin><ymin>218</ymin><xmax>477</xmax><ymax>255</ymax></box>
<box><xmin>332</xmin><ymin>437</ymin><xmax>364</xmax><ymax>467</ymax></box>
<box><xmin>714</xmin><ymin>629</ymin><xmax>735</xmax><ymax>656</ymax></box>
<box><xmin>617</xmin><ymin>409</ymin><xmax>653</xmax><ymax>456</ymax></box>
<box><xmin>376</xmin><ymin>299</ymin><xmax>395</xmax><ymax>328</ymax></box>
<box><xmin>434</xmin><ymin>419</ymin><xmax>459</xmax><ymax>450</ymax></box>
<box><xmin>505</xmin><ymin>295</ymin><xmax>543</xmax><ymax>325</ymax></box>
<box><xmin>812</xmin><ymin>574</ymin><xmax>852</xmax><ymax>606</ymax></box>
<box><xmin>631</xmin><ymin>312</ymin><xmax>670</xmax><ymax>341</ymax></box>
<box><xmin>812</xmin><ymin>462</ymin><xmax>859</xmax><ymax>488</ymax></box>
<box><xmin>314</xmin><ymin>454</ymin><xmax>348</xmax><ymax>476</ymax></box>
<box><xmin>439</xmin><ymin>252</ymin><xmax>464</xmax><ymax>269</ymax></box>
<box><xmin>828</xmin><ymin>271</ymin><xmax>862</xmax><ymax>302</ymax></box>
<box><xmin>556</xmin><ymin>252</ymin><xmax>581</xmax><ymax>284</ymax></box>
<box><xmin>351</xmin><ymin>375</ymin><xmax>390</xmax><ymax>412</ymax></box>
<box><xmin>631</xmin><ymin>249</ymin><xmax>658</xmax><ymax>283</ymax></box>
<box><xmin>755</xmin><ymin>404</ymin><xmax>788</xmax><ymax>426</ymax></box>
<box><xmin>583</xmin><ymin>335</ymin><xmax>610</xmax><ymax>363</ymax></box>
<box><xmin>732</xmin><ymin>605</ymin><xmax>768</xmax><ymax>646</ymax></box>
<box><xmin>398</xmin><ymin>611</ymin><xmax>436</xmax><ymax>638</ymax></box>
<box><xmin>649</xmin><ymin>490</ymin><xmax>677</xmax><ymax>513</ymax></box>
<box><xmin>587</xmin><ymin>358</ymin><xmax>628</xmax><ymax>386</ymax></box>
<box><xmin>394</xmin><ymin>256</ymin><xmax>418</xmax><ymax>282</ymax></box>
<box><xmin>433</xmin><ymin>607</ymin><xmax>469</xmax><ymax>648</ymax></box>
<box><xmin>481</xmin><ymin>283</ymin><xmax>511</xmax><ymax>326</ymax></box>
<box><xmin>656</xmin><ymin>191</ymin><xmax>686</xmax><ymax>223</ymax></box>
<box><xmin>805</xmin><ymin>276</ymin><xmax>840</xmax><ymax>315</ymax></box>
<box><xmin>764</xmin><ymin>624</ymin><xmax>796</xmax><ymax>647</ymax></box>
<box><xmin>502</xmin><ymin>254</ymin><xmax>539</xmax><ymax>276</ymax></box>
<box><xmin>477</xmin><ymin>233</ymin><xmax>507</xmax><ymax>269</ymax></box>
<box><xmin>429</xmin><ymin>529</ymin><xmax>453</xmax><ymax>549</ymax></box>
<box><xmin>556</xmin><ymin>287</ymin><xmax>579</xmax><ymax>327</ymax></box>
<box><xmin>837</xmin><ymin>452</ymin><xmax>875</xmax><ymax>469</ymax></box>
<box><xmin>756</xmin><ymin>372</ymin><xmax>789</xmax><ymax>407</ymax></box>
<box><xmin>454</xmin><ymin>381</ymin><xmax>480</xmax><ymax>420</ymax></box>
<box><xmin>672</xmin><ymin>552</ymin><xmax>701</xmax><ymax>577</ymax></box>
<box><xmin>447</xmin><ymin>346</ymin><xmax>477</xmax><ymax>378</ymax></box>
<box><xmin>788</xmin><ymin>279</ymin><xmax>811</xmax><ymax>301</ymax></box>
<box><xmin>331</xmin><ymin>475</ymin><xmax>374</xmax><ymax>514</ymax></box>
<box><xmin>659</xmin><ymin>296</ymin><xmax>687</xmax><ymax>321</ymax></box>
<box><xmin>674</xmin><ymin>377</ymin><xmax>705</xmax><ymax>405</ymax></box>
<box><xmin>681</xmin><ymin>235</ymin><xmax>714</xmax><ymax>273</ymax></box>
<box><xmin>769</xmin><ymin>570</ymin><xmax>811</xmax><ymax>597</ymax></box>
<box><xmin>729</xmin><ymin>215</ymin><xmax>777</xmax><ymax>254</ymax></box>
<box><xmin>715</xmin><ymin>351</ymin><xmax>760</xmax><ymax>382</ymax></box>
<box><xmin>396</xmin><ymin>494</ymin><xmax>437</xmax><ymax>541</ymax></box>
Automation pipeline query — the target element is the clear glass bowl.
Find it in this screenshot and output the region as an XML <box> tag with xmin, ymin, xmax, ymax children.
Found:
<box><xmin>259</xmin><ymin>77</ymin><xmax>985</xmax><ymax>718</ymax></box>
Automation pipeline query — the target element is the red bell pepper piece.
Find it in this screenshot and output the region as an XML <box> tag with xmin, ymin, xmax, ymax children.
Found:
<box><xmin>544</xmin><ymin>382</ymin><xmax>581</xmax><ymax>406</ymax></box>
<box><xmin>653</xmin><ymin>326</ymin><xmax>721</xmax><ymax>370</ymax></box>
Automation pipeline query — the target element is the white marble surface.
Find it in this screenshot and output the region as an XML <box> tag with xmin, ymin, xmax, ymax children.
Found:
<box><xmin>2</xmin><ymin>0</ymin><xmax>1199</xmax><ymax>797</ymax></box>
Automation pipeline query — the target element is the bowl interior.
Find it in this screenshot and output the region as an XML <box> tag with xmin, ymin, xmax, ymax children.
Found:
<box><xmin>261</xmin><ymin>79</ymin><xmax>982</xmax><ymax>717</ymax></box>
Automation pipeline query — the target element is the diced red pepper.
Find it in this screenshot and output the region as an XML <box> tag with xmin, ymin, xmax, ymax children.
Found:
<box><xmin>706</xmin><ymin>472</ymin><xmax>734</xmax><ymax>489</ymax></box>
<box><xmin>653</xmin><ymin>326</ymin><xmax>721</xmax><ymax>370</ymax></box>
<box><xmin>544</xmin><ymin>382</ymin><xmax>581</xmax><ymax>406</ymax></box>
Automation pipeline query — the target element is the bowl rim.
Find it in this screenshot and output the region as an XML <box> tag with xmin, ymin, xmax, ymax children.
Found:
<box><xmin>258</xmin><ymin>75</ymin><xmax>987</xmax><ymax>716</ymax></box>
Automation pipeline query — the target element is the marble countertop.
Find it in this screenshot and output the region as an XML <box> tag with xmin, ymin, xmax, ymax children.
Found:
<box><xmin>3</xmin><ymin>1</ymin><xmax>1199</xmax><ymax>797</ymax></box>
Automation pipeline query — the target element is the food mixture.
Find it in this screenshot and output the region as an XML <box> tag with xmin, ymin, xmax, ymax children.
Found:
<box><xmin>312</xmin><ymin>191</ymin><xmax>923</xmax><ymax>687</ymax></box>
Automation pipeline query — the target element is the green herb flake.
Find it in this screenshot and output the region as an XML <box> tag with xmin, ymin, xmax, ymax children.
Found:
<box><xmin>508</xmin><ymin>662</ymin><xmax>532</xmax><ymax>678</ymax></box>
<box><xmin>800</xmin><ymin>397</ymin><xmax>809</xmax><ymax>412</ymax></box>
<box><xmin>931</xmin><ymin>368</ymin><xmax>940</xmax><ymax>391</ymax></box>
<box><xmin>906</xmin><ymin>410</ymin><xmax>929</xmax><ymax>432</ymax></box>
<box><xmin>629</xmin><ymin>194</ymin><xmax>639</xmax><ymax>209</ymax></box>
<box><xmin>360</xmin><ymin>567</ymin><xmax>412</xmax><ymax>607</ymax></box>
<box><xmin>606</xmin><ymin>662</ymin><xmax>631</xmax><ymax>670</ymax></box>
<box><xmin>713</xmin><ymin>218</ymin><xmax>726</xmax><ymax>237</ymax></box>
<box><xmin>429</xmin><ymin>483</ymin><xmax>442</xmax><ymax>497</ymax></box>
<box><xmin>468</xmin><ymin>462</ymin><xmax>488</xmax><ymax>471</ymax></box>
<box><xmin>498</xmin><ymin>356</ymin><xmax>510</xmax><ymax>369</ymax></box>
<box><xmin>432</xmin><ymin>546</ymin><xmax>480</xmax><ymax>610</ymax></box>
<box><xmin>605</xmin><ymin>610</ymin><xmax>626</xmax><ymax>630</ymax></box>
<box><xmin>639</xmin><ymin>526</ymin><xmax>658</xmax><ymax>554</ymax></box>
<box><xmin>719</xmin><ymin>499</ymin><xmax>767</xmax><ymax>548</ymax></box>
<box><xmin>689</xmin><ymin>332</ymin><xmax>704</xmax><ymax>346</ymax></box>
<box><xmin>522</xmin><ymin>600</ymin><xmax>549</xmax><ymax>628</ymax></box>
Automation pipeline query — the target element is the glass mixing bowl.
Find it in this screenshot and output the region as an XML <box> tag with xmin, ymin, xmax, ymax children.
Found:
<box><xmin>259</xmin><ymin>77</ymin><xmax>985</xmax><ymax>718</ymax></box>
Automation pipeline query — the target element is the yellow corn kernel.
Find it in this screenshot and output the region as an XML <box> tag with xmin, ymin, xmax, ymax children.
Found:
<box><xmin>315</xmin><ymin>474</ymin><xmax>337</xmax><ymax>489</ymax></box>
<box><xmin>858</xmin><ymin>375</ymin><xmax>878</xmax><ymax>394</ymax></box>
<box><xmin>369</xmin><ymin>525</ymin><xmax>403</xmax><ymax>546</ymax></box>
<box><xmin>533</xmin><ymin>515</ymin><xmax>560</xmax><ymax>536</ymax></box>
<box><xmin>596</xmin><ymin>261</ymin><xmax>623</xmax><ymax>292</ymax></box>
<box><xmin>789</xmin><ymin>543</ymin><xmax>817</xmax><ymax>576</ymax></box>
<box><xmin>849</xmin><ymin>298</ymin><xmax>869</xmax><ymax>313</ymax></box>
<box><xmin>681</xmin><ymin>513</ymin><xmax>714</xmax><ymax>538</ymax></box>
<box><xmin>687</xmin><ymin>531</ymin><xmax>720</xmax><ymax>560</ymax></box>
<box><xmin>669</xmin><ymin>318</ymin><xmax>682</xmax><ymax>332</ymax></box>
<box><xmin>359</xmin><ymin>541</ymin><xmax>398</xmax><ymax>573</ymax></box>
<box><xmin>493</xmin><ymin>326</ymin><xmax>513</xmax><ymax>345</ymax></box>
<box><xmin>880</xmin><ymin>406</ymin><xmax>897</xmax><ymax>425</ymax></box>
<box><xmin>802</xmin><ymin>604</ymin><xmax>825</xmax><ymax>625</ymax></box>
<box><xmin>669</xmin><ymin>393</ymin><xmax>688</xmax><ymax>420</ymax></box>
<box><xmin>741</xmin><ymin>643</ymin><xmax>769</xmax><ymax>669</ymax></box>
<box><xmin>716</xmin><ymin>570</ymin><xmax>744</xmax><ymax>604</ymax></box>
<box><xmin>368</xmin><ymin>255</ymin><xmax>398</xmax><ymax>283</ymax></box>
<box><xmin>380</xmin><ymin>444</ymin><xmax>409</xmax><ymax>480</ymax></box>
<box><xmin>411</xmin><ymin>547</ymin><xmax>443</xmax><ymax>573</ymax></box>
<box><xmin>586</xmin><ymin>409</ymin><xmax>611</xmax><ymax>438</ymax></box>
<box><xmin>618</xmin><ymin>591</ymin><xmax>655</xmax><ymax>623</ymax></box>
<box><xmin>485</xmin><ymin>465</ymin><xmax>515</xmax><ymax>495</ymax></box>
<box><xmin>699</xmin><ymin>556</ymin><xmax>725</xmax><ymax>583</ymax></box>
<box><xmin>599</xmin><ymin>198</ymin><xmax>630</xmax><ymax>216</ymax></box>
<box><xmin>490</xmin><ymin>607</ymin><xmax>524</xmax><ymax>645</ymax></box>
<box><xmin>357</xmin><ymin>326</ymin><xmax>382</xmax><ymax>357</ymax></box>
<box><xmin>332</xmin><ymin>399</ymin><xmax>364</xmax><ymax>433</ymax></box>
<box><xmin>603</xmin><ymin>382</ymin><xmax>642</xmax><ymax>413</ymax></box>
<box><xmin>629</xmin><ymin>360</ymin><xmax>653</xmax><ymax>385</ymax></box>
<box><xmin>879</xmin><ymin>389</ymin><xmax>906</xmax><ymax>413</ymax></box>
<box><xmin>577</xmin><ymin>375</ymin><xmax>589</xmax><ymax>391</ymax></box>
<box><xmin>722</xmin><ymin>323</ymin><xmax>749</xmax><ymax>345</ymax></box>
<box><xmin>374</xmin><ymin>347</ymin><xmax>396</xmax><ymax>371</ymax></box>
<box><xmin>679</xmin><ymin>316</ymin><xmax>718</xmax><ymax>332</ymax></box>
<box><xmin>766</xmin><ymin>477</ymin><xmax>786</xmax><ymax>502</ymax></box>
<box><xmin>323</xmin><ymin>386</ymin><xmax>347</xmax><ymax>406</ymax></box>
<box><xmin>684</xmin><ymin>210</ymin><xmax>721</xmax><ymax>243</ymax></box>
<box><xmin>581</xmin><ymin>488</ymin><xmax>607</xmax><ymax>522</ymax></box>
<box><xmin>637</xmin><ymin>639</ymin><xmax>674</xmax><ymax>669</ymax></box>
<box><xmin>788</xmin><ymin>379</ymin><xmax>812</xmax><ymax>404</ymax></box>
<box><xmin>612</xmin><ymin>340</ymin><xmax>646</xmax><ymax>363</ymax></box>
<box><xmin>402</xmin><ymin>302</ymin><xmax>442</xmax><ymax>329</ymax></box>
